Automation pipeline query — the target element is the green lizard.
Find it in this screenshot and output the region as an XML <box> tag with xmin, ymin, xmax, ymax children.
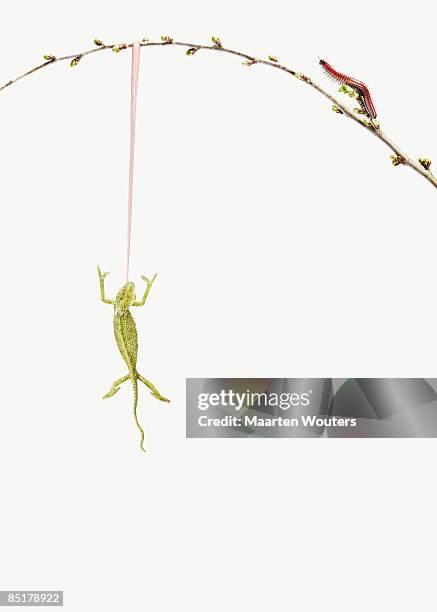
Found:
<box><xmin>97</xmin><ymin>266</ymin><xmax>170</xmax><ymax>451</ymax></box>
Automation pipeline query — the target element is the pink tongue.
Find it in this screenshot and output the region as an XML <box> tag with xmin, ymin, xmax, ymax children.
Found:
<box><xmin>126</xmin><ymin>42</ymin><xmax>141</xmax><ymax>283</ymax></box>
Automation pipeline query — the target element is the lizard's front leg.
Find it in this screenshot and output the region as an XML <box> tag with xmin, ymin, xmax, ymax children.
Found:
<box><xmin>103</xmin><ymin>374</ymin><xmax>130</xmax><ymax>398</ymax></box>
<box><xmin>132</xmin><ymin>273</ymin><xmax>157</xmax><ymax>307</ymax></box>
<box><xmin>97</xmin><ymin>266</ymin><xmax>114</xmax><ymax>305</ymax></box>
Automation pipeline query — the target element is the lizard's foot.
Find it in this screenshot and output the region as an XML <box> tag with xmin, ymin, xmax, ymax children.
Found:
<box><xmin>137</xmin><ymin>373</ymin><xmax>170</xmax><ymax>403</ymax></box>
<box><xmin>151</xmin><ymin>390</ymin><xmax>171</xmax><ymax>403</ymax></box>
<box><xmin>97</xmin><ymin>266</ymin><xmax>110</xmax><ymax>281</ymax></box>
<box><xmin>102</xmin><ymin>374</ymin><xmax>129</xmax><ymax>399</ymax></box>
<box><xmin>102</xmin><ymin>386</ymin><xmax>120</xmax><ymax>399</ymax></box>
<box><xmin>141</xmin><ymin>272</ymin><xmax>157</xmax><ymax>288</ymax></box>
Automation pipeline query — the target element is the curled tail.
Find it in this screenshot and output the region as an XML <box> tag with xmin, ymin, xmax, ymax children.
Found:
<box><xmin>131</xmin><ymin>373</ymin><xmax>146</xmax><ymax>452</ymax></box>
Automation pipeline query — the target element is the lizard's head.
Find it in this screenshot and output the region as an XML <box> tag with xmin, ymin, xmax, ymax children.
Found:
<box><xmin>115</xmin><ymin>282</ymin><xmax>136</xmax><ymax>312</ymax></box>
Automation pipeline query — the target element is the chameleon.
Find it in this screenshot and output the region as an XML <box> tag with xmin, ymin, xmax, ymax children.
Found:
<box><xmin>97</xmin><ymin>266</ymin><xmax>170</xmax><ymax>451</ymax></box>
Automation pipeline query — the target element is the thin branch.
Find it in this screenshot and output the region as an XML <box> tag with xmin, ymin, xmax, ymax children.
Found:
<box><xmin>1</xmin><ymin>38</ymin><xmax>436</xmax><ymax>190</ymax></box>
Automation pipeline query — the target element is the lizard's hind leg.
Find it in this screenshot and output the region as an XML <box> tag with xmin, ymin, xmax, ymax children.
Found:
<box><xmin>103</xmin><ymin>375</ymin><xmax>130</xmax><ymax>399</ymax></box>
<box><xmin>137</xmin><ymin>374</ymin><xmax>170</xmax><ymax>403</ymax></box>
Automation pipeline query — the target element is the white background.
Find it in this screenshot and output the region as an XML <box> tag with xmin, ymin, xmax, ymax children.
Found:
<box><xmin>1</xmin><ymin>1</ymin><xmax>436</xmax><ymax>610</ymax></box>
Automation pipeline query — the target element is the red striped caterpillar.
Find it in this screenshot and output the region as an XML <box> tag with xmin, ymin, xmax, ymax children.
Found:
<box><xmin>319</xmin><ymin>59</ymin><xmax>377</xmax><ymax>121</ymax></box>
